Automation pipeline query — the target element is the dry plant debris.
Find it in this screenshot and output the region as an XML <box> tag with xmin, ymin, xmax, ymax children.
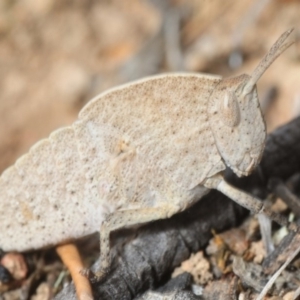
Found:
<box><xmin>172</xmin><ymin>251</ymin><xmax>213</xmax><ymax>285</ymax></box>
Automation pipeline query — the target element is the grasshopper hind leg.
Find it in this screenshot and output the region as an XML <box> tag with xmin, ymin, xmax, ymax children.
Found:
<box><xmin>83</xmin><ymin>205</ymin><xmax>181</xmax><ymax>283</ymax></box>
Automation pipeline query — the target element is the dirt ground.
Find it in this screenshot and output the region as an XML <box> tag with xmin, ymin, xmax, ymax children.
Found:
<box><xmin>0</xmin><ymin>0</ymin><xmax>299</xmax><ymax>299</ymax></box>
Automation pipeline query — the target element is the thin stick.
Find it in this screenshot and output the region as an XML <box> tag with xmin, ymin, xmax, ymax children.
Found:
<box><xmin>256</xmin><ymin>239</ymin><xmax>300</xmax><ymax>300</ymax></box>
<box><xmin>56</xmin><ymin>243</ymin><xmax>93</xmax><ymax>300</ymax></box>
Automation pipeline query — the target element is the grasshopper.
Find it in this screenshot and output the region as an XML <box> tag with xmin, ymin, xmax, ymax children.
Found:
<box><xmin>0</xmin><ymin>29</ymin><xmax>295</xmax><ymax>282</ymax></box>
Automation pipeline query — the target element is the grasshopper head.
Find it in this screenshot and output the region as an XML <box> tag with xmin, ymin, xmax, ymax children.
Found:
<box><xmin>208</xmin><ymin>75</ymin><xmax>266</xmax><ymax>177</ymax></box>
<box><xmin>207</xmin><ymin>29</ymin><xmax>294</xmax><ymax>177</ymax></box>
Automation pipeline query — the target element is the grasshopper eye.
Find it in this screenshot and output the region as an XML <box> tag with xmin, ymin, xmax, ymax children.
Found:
<box><xmin>219</xmin><ymin>91</ymin><xmax>240</xmax><ymax>127</ymax></box>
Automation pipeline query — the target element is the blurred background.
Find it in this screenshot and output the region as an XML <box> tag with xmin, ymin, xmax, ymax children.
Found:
<box><xmin>0</xmin><ymin>0</ymin><xmax>299</xmax><ymax>174</ymax></box>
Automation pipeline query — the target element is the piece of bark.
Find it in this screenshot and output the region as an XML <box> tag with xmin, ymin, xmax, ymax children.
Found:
<box><xmin>202</xmin><ymin>276</ymin><xmax>238</xmax><ymax>300</ymax></box>
<box><xmin>55</xmin><ymin>117</ymin><xmax>300</xmax><ymax>299</ymax></box>
<box><xmin>135</xmin><ymin>272</ymin><xmax>200</xmax><ymax>300</ymax></box>
<box><xmin>232</xmin><ymin>256</ymin><xmax>267</xmax><ymax>292</ymax></box>
<box><xmin>137</xmin><ymin>290</ymin><xmax>199</xmax><ymax>300</ymax></box>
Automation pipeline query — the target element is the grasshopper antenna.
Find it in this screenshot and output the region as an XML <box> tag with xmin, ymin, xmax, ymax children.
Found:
<box><xmin>244</xmin><ymin>28</ymin><xmax>294</xmax><ymax>95</ymax></box>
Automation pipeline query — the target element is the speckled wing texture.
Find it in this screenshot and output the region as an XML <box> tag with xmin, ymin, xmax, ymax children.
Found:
<box><xmin>0</xmin><ymin>166</ymin><xmax>25</xmax><ymax>250</ymax></box>
<box><xmin>78</xmin><ymin>74</ymin><xmax>225</xmax><ymax>192</ymax></box>
<box><xmin>0</xmin><ymin>129</ymin><xmax>104</xmax><ymax>252</ymax></box>
<box><xmin>49</xmin><ymin>128</ymin><xmax>105</xmax><ymax>242</ymax></box>
<box><xmin>0</xmin><ymin>140</ymin><xmax>63</xmax><ymax>251</ymax></box>
<box><xmin>0</xmin><ymin>73</ymin><xmax>225</xmax><ymax>252</ymax></box>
